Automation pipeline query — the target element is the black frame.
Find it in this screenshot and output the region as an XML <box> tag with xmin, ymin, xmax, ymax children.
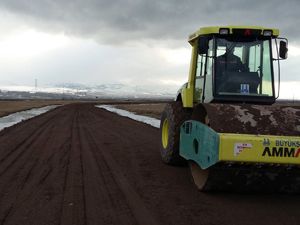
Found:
<box><xmin>210</xmin><ymin>35</ymin><xmax>276</xmax><ymax>104</ymax></box>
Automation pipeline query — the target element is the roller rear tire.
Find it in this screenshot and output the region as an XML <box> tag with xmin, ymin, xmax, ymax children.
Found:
<box><xmin>160</xmin><ymin>102</ymin><xmax>191</xmax><ymax>166</ymax></box>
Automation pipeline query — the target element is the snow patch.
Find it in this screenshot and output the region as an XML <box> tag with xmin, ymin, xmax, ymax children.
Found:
<box><xmin>0</xmin><ymin>105</ymin><xmax>60</xmax><ymax>131</ymax></box>
<box><xmin>96</xmin><ymin>105</ymin><xmax>160</xmax><ymax>128</ymax></box>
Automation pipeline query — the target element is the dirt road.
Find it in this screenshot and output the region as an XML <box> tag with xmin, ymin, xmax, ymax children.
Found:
<box><xmin>0</xmin><ymin>103</ymin><xmax>299</xmax><ymax>225</ymax></box>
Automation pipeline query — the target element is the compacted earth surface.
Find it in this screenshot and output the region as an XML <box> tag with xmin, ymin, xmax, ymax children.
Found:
<box><xmin>0</xmin><ymin>100</ymin><xmax>73</xmax><ymax>117</ymax></box>
<box><xmin>0</xmin><ymin>103</ymin><xmax>300</xmax><ymax>225</ymax></box>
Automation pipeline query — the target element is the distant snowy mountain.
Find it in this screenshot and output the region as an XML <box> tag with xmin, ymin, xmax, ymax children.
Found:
<box><xmin>0</xmin><ymin>83</ymin><xmax>176</xmax><ymax>99</ymax></box>
<box><xmin>53</xmin><ymin>83</ymin><xmax>176</xmax><ymax>98</ymax></box>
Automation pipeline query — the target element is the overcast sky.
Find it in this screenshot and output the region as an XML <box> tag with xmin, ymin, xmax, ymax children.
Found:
<box><xmin>0</xmin><ymin>0</ymin><xmax>299</xmax><ymax>98</ymax></box>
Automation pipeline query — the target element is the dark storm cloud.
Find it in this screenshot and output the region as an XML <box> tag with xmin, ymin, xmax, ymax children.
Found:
<box><xmin>0</xmin><ymin>0</ymin><xmax>299</xmax><ymax>44</ymax></box>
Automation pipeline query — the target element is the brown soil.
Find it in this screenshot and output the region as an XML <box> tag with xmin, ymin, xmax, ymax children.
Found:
<box><xmin>0</xmin><ymin>100</ymin><xmax>72</xmax><ymax>117</ymax></box>
<box><xmin>0</xmin><ymin>100</ymin><xmax>168</xmax><ymax>118</ymax></box>
<box><xmin>115</xmin><ymin>103</ymin><xmax>166</xmax><ymax>119</ymax></box>
<box><xmin>0</xmin><ymin>103</ymin><xmax>299</xmax><ymax>225</ymax></box>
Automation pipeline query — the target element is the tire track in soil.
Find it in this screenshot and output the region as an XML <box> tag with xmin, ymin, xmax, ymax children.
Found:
<box><xmin>79</xmin><ymin>109</ymin><xmax>158</xmax><ymax>225</ymax></box>
<box><xmin>0</xmin><ymin>105</ymin><xmax>75</xmax><ymax>225</ymax></box>
<box><xmin>86</xmin><ymin>107</ymin><xmax>165</xmax><ymax>225</ymax></box>
<box><xmin>1</xmin><ymin>103</ymin><xmax>300</xmax><ymax>225</ymax></box>
<box><xmin>0</xmin><ymin>116</ymin><xmax>58</xmax><ymax>224</ymax></box>
<box><xmin>59</xmin><ymin>109</ymin><xmax>87</xmax><ymax>225</ymax></box>
<box><xmin>87</xmin><ymin>106</ymin><xmax>155</xmax><ymax>186</ymax></box>
<box><xmin>0</xmin><ymin>112</ymin><xmax>59</xmax><ymax>177</ymax></box>
<box><xmin>0</xmin><ymin>108</ymin><xmax>61</xmax><ymax>165</ymax></box>
<box><xmin>80</xmin><ymin>111</ymin><xmax>137</xmax><ymax>225</ymax></box>
<box><xmin>59</xmin><ymin>106</ymin><xmax>158</xmax><ymax>225</ymax></box>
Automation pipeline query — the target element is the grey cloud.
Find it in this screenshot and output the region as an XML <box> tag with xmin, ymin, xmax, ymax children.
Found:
<box><xmin>0</xmin><ymin>0</ymin><xmax>299</xmax><ymax>44</ymax></box>
<box><xmin>0</xmin><ymin>0</ymin><xmax>300</xmax><ymax>43</ymax></box>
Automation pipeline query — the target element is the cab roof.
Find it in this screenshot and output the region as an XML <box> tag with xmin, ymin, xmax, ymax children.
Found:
<box><xmin>188</xmin><ymin>26</ymin><xmax>280</xmax><ymax>44</ymax></box>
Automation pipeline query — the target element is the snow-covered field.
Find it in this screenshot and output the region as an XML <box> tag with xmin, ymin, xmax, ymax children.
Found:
<box><xmin>0</xmin><ymin>104</ymin><xmax>159</xmax><ymax>132</ymax></box>
<box><xmin>0</xmin><ymin>105</ymin><xmax>60</xmax><ymax>131</ymax></box>
<box><xmin>96</xmin><ymin>105</ymin><xmax>160</xmax><ymax>128</ymax></box>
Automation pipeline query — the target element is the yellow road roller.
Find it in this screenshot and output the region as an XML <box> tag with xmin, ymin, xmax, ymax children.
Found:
<box><xmin>160</xmin><ymin>26</ymin><xmax>300</xmax><ymax>192</ymax></box>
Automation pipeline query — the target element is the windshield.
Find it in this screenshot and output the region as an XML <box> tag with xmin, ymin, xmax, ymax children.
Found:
<box><xmin>215</xmin><ymin>37</ymin><xmax>274</xmax><ymax>97</ymax></box>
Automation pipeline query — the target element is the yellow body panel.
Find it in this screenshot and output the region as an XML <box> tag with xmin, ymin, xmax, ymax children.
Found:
<box><xmin>182</xmin><ymin>87</ymin><xmax>193</xmax><ymax>108</ymax></box>
<box><xmin>182</xmin><ymin>41</ymin><xmax>198</xmax><ymax>108</ymax></box>
<box><xmin>188</xmin><ymin>26</ymin><xmax>279</xmax><ymax>43</ymax></box>
<box><xmin>219</xmin><ymin>133</ymin><xmax>300</xmax><ymax>165</ymax></box>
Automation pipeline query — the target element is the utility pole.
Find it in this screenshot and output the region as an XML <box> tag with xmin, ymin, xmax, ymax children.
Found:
<box><xmin>35</xmin><ymin>79</ymin><xmax>37</xmax><ymax>92</ymax></box>
<box><xmin>293</xmin><ymin>93</ymin><xmax>295</xmax><ymax>104</ymax></box>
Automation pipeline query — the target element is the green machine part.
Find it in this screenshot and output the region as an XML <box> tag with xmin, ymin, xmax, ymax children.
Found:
<box><xmin>180</xmin><ymin>120</ymin><xmax>219</xmax><ymax>169</ymax></box>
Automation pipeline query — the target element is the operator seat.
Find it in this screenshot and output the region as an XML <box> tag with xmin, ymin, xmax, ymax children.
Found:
<box><xmin>217</xmin><ymin>72</ymin><xmax>260</xmax><ymax>94</ymax></box>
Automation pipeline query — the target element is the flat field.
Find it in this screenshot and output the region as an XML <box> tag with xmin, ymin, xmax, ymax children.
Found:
<box><xmin>115</xmin><ymin>103</ymin><xmax>166</xmax><ymax>119</ymax></box>
<box><xmin>0</xmin><ymin>100</ymin><xmax>72</xmax><ymax>117</ymax></box>
<box><xmin>0</xmin><ymin>101</ymin><xmax>299</xmax><ymax>225</ymax></box>
<box><xmin>0</xmin><ymin>100</ymin><xmax>167</xmax><ymax>118</ymax></box>
<box><xmin>0</xmin><ymin>103</ymin><xmax>300</xmax><ymax>225</ymax></box>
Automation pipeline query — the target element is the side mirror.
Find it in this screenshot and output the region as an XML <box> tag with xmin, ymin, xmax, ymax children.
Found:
<box><xmin>279</xmin><ymin>40</ymin><xmax>288</xmax><ymax>59</ymax></box>
<box><xmin>198</xmin><ymin>36</ymin><xmax>209</xmax><ymax>54</ymax></box>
